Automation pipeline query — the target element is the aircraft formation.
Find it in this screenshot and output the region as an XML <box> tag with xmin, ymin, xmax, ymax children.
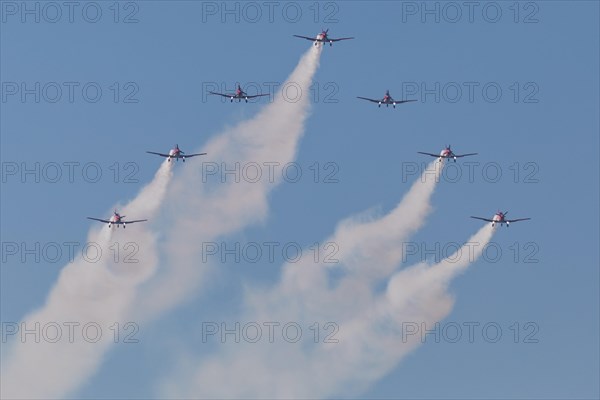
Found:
<box><xmin>207</xmin><ymin>32</ymin><xmax>415</xmax><ymax>109</ymax></box>
<box><xmin>88</xmin><ymin>145</ymin><xmax>206</xmax><ymax>227</ymax></box>
<box><xmin>88</xmin><ymin>29</ymin><xmax>530</xmax><ymax>229</ymax></box>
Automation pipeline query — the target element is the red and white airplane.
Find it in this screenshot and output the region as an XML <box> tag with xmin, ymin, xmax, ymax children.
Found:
<box><xmin>418</xmin><ymin>145</ymin><xmax>478</xmax><ymax>162</ymax></box>
<box><xmin>357</xmin><ymin>90</ymin><xmax>416</xmax><ymax>108</ymax></box>
<box><xmin>293</xmin><ymin>29</ymin><xmax>354</xmax><ymax>47</ymax></box>
<box><xmin>87</xmin><ymin>210</ymin><xmax>147</xmax><ymax>228</ymax></box>
<box><xmin>146</xmin><ymin>144</ymin><xmax>206</xmax><ymax>162</ymax></box>
<box><xmin>470</xmin><ymin>211</ymin><xmax>531</xmax><ymax>227</ymax></box>
<box><xmin>209</xmin><ymin>84</ymin><xmax>269</xmax><ymax>103</ymax></box>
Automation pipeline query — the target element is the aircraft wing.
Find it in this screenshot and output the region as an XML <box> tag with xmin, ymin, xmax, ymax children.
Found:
<box><xmin>417</xmin><ymin>152</ymin><xmax>440</xmax><ymax>157</ymax></box>
<box><xmin>356</xmin><ymin>96</ymin><xmax>380</xmax><ymax>103</ymax></box>
<box><xmin>208</xmin><ymin>91</ymin><xmax>234</xmax><ymax>98</ymax></box>
<box><xmin>184</xmin><ymin>153</ymin><xmax>208</xmax><ymax>158</ymax></box>
<box><xmin>330</xmin><ymin>37</ymin><xmax>355</xmax><ymax>42</ymax></box>
<box><xmin>506</xmin><ymin>218</ymin><xmax>531</xmax><ymax>223</ymax></box>
<box><xmin>87</xmin><ymin>217</ymin><xmax>111</xmax><ymax>223</ymax></box>
<box><xmin>122</xmin><ymin>219</ymin><xmax>148</xmax><ymax>224</ymax></box>
<box><xmin>470</xmin><ymin>216</ymin><xmax>494</xmax><ymax>222</ymax></box>
<box><xmin>455</xmin><ymin>153</ymin><xmax>478</xmax><ymax>158</ymax></box>
<box><xmin>293</xmin><ymin>35</ymin><xmax>317</xmax><ymax>41</ymax></box>
<box><xmin>245</xmin><ymin>94</ymin><xmax>270</xmax><ymax>99</ymax></box>
<box><xmin>393</xmin><ymin>99</ymin><xmax>417</xmax><ymax>104</ymax></box>
<box><xmin>146</xmin><ymin>151</ymin><xmax>171</xmax><ymax>158</ymax></box>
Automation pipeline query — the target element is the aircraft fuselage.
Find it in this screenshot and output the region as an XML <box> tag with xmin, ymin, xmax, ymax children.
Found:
<box><xmin>491</xmin><ymin>213</ymin><xmax>508</xmax><ymax>227</ymax></box>
<box><xmin>438</xmin><ymin>148</ymin><xmax>457</xmax><ymax>162</ymax></box>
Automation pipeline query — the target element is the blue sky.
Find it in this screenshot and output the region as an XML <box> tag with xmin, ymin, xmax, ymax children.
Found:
<box><xmin>1</xmin><ymin>1</ymin><xmax>599</xmax><ymax>399</ymax></box>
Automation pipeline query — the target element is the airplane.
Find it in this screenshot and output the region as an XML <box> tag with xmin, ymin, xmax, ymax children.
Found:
<box><xmin>418</xmin><ymin>145</ymin><xmax>478</xmax><ymax>162</ymax></box>
<box><xmin>293</xmin><ymin>29</ymin><xmax>354</xmax><ymax>47</ymax></box>
<box><xmin>356</xmin><ymin>90</ymin><xmax>417</xmax><ymax>108</ymax></box>
<box><xmin>146</xmin><ymin>144</ymin><xmax>206</xmax><ymax>162</ymax></box>
<box><xmin>87</xmin><ymin>210</ymin><xmax>147</xmax><ymax>229</ymax></box>
<box><xmin>208</xmin><ymin>84</ymin><xmax>269</xmax><ymax>103</ymax></box>
<box><xmin>470</xmin><ymin>211</ymin><xmax>531</xmax><ymax>227</ymax></box>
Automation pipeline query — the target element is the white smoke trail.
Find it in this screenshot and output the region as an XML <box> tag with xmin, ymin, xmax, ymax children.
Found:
<box><xmin>134</xmin><ymin>46</ymin><xmax>322</xmax><ymax>320</ymax></box>
<box><xmin>312</xmin><ymin>160</ymin><xmax>443</xmax><ymax>280</ymax></box>
<box><xmin>1</xmin><ymin>161</ymin><xmax>173</xmax><ymax>399</ymax></box>
<box><xmin>160</xmin><ymin>175</ymin><xmax>495</xmax><ymax>398</ymax></box>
